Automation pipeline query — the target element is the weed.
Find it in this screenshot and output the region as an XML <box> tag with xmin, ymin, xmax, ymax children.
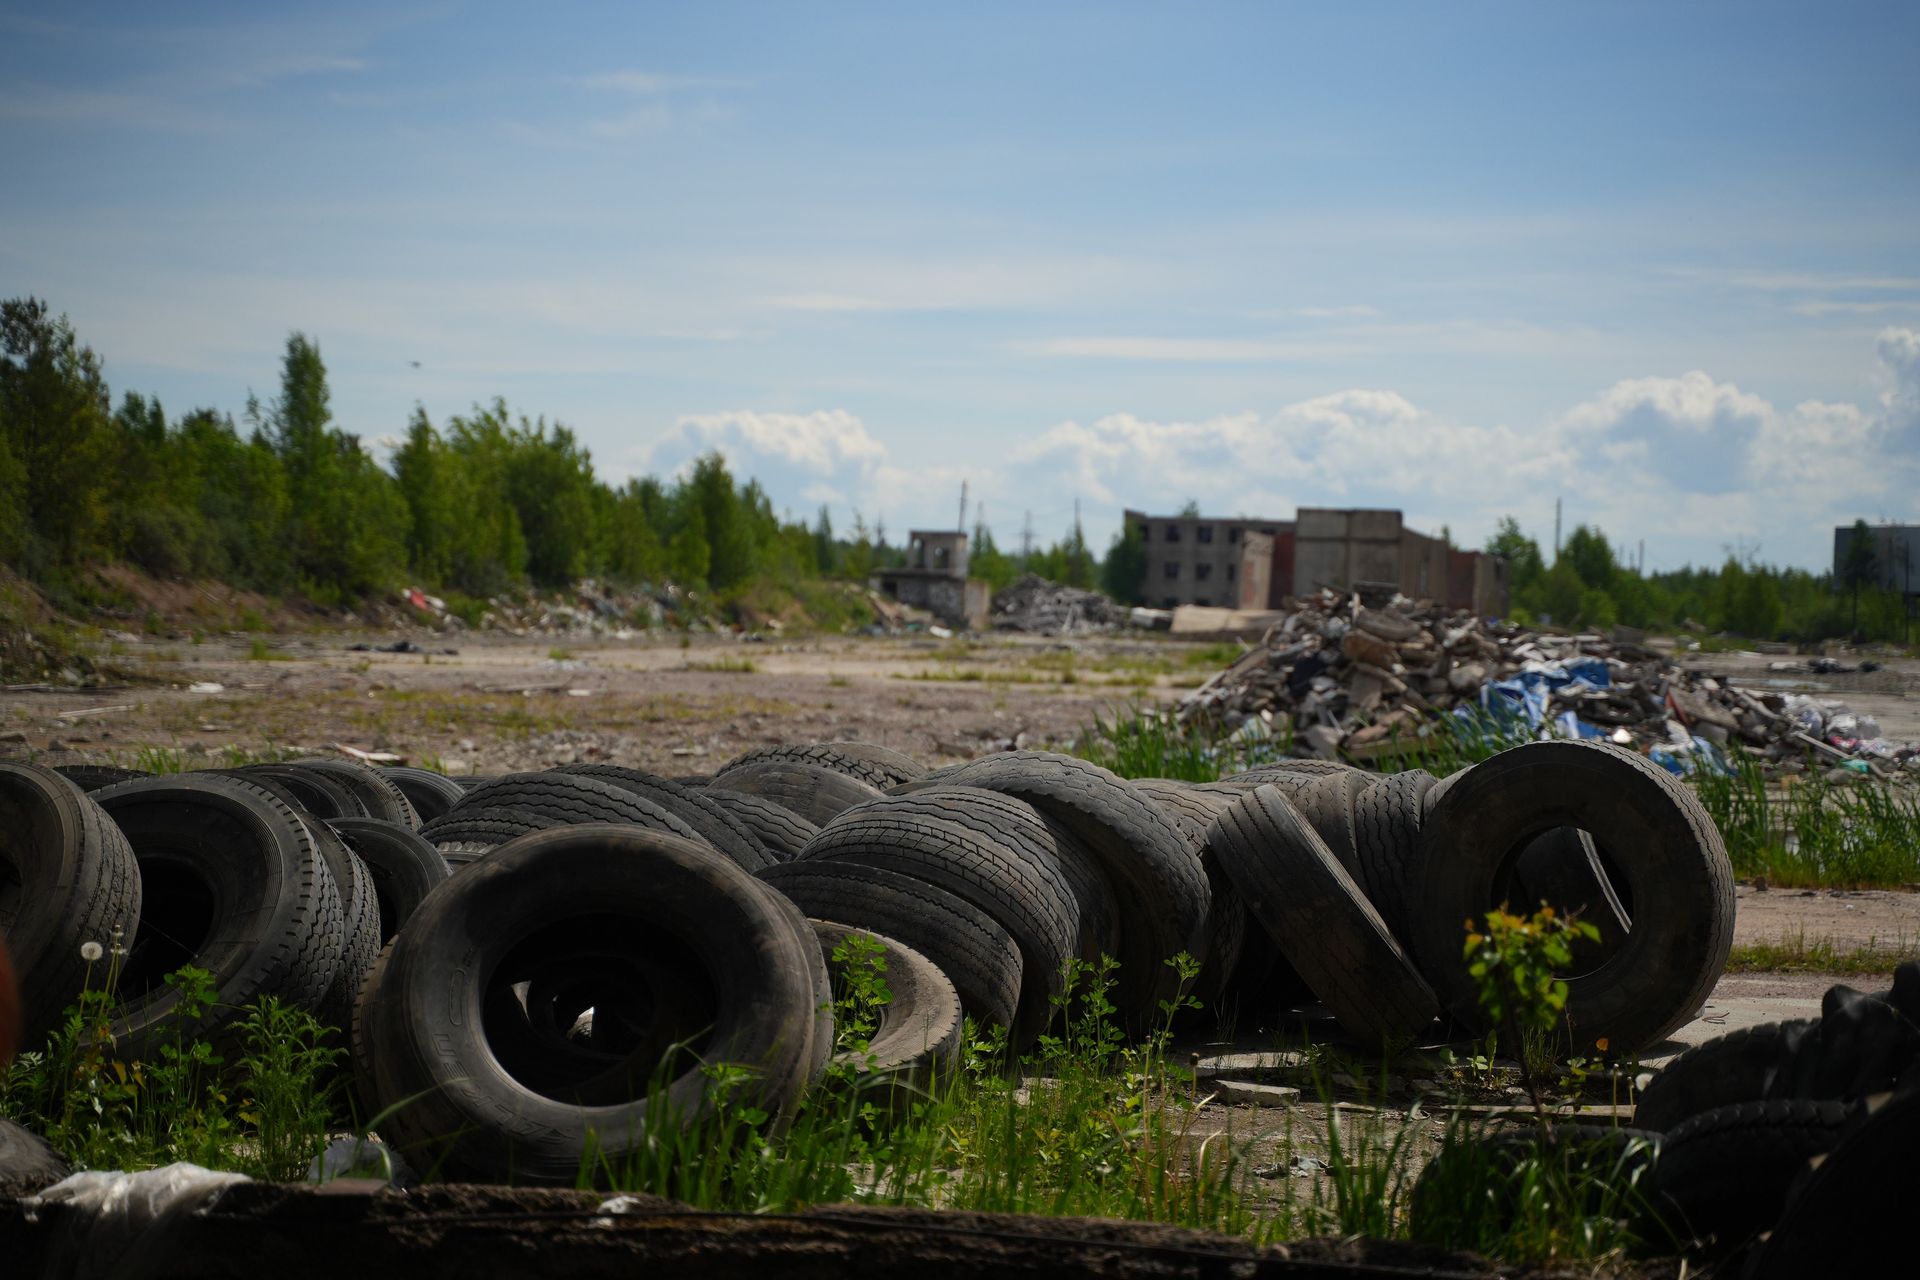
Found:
<box><xmin>1072</xmin><ymin>705</ymin><xmax>1292</xmax><ymax>781</ymax></box>
<box><xmin>548</xmin><ymin>646</ymin><xmax>574</xmax><ymax>661</ymax></box>
<box><xmin>1694</xmin><ymin>750</ymin><xmax>1920</xmax><ymax>887</ymax></box>
<box><xmin>1463</xmin><ymin>905</ymin><xmax>1602</xmax><ymax>1125</ymax></box>
<box><xmin>1725</xmin><ymin>928</ymin><xmax>1920</xmax><ymax>975</ymax></box>
<box><xmin>245</xmin><ymin>637</ymin><xmax>290</xmax><ymax>661</ymax></box>
<box><xmin>688</xmin><ymin>656</ymin><xmax>760</xmax><ymax>674</ymax></box>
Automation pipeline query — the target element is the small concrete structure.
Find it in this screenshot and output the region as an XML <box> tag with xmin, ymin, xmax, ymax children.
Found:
<box><xmin>873</xmin><ymin>530</ymin><xmax>991</xmax><ymax>630</ymax></box>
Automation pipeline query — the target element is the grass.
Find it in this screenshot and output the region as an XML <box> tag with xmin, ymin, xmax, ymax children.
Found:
<box><xmin>686</xmin><ymin>655</ymin><xmax>761</xmax><ymax>674</ymax></box>
<box><xmin>1074</xmin><ymin>705</ymin><xmax>1292</xmax><ymax>781</ymax></box>
<box><xmin>1725</xmin><ymin>928</ymin><xmax>1920</xmax><ymax>975</ymax></box>
<box><xmin>245</xmin><ymin>637</ymin><xmax>291</xmax><ymax>661</ymax></box>
<box><xmin>1694</xmin><ymin>748</ymin><xmax>1920</xmax><ymax>887</ymax></box>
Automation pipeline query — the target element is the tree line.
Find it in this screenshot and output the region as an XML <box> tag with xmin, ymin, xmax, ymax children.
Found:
<box><xmin>0</xmin><ymin>299</ymin><xmax>1104</xmax><ymax>612</ymax></box>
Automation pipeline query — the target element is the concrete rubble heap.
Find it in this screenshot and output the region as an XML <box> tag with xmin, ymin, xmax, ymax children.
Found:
<box><xmin>990</xmin><ymin>574</ymin><xmax>1133</xmax><ymax>635</ymax></box>
<box><xmin>1177</xmin><ymin>588</ymin><xmax>1918</xmax><ymax>777</ymax></box>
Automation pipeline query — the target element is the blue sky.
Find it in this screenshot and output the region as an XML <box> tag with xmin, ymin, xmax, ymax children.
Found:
<box><xmin>4</xmin><ymin>1</ymin><xmax>1917</xmax><ymax>570</ymax></box>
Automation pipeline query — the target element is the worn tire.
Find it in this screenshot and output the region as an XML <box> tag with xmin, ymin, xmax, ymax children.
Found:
<box><xmin>421</xmin><ymin>810</ymin><xmax>562</xmax><ymax>867</ymax></box>
<box><xmin>328</xmin><ymin>817</ymin><xmax>448</xmax><ymax>942</ymax></box>
<box><xmin>224</xmin><ymin>764</ymin><xmax>367</xmax><ymax>820</ymax></box>
<box><xmin>313</xmin><ymin>818</ymin><xmax>382</xmax><ymax>1032</ymax></box>
<box><xmin>553</xmin><ymin>765</ymin><xmax>774</xmax><ymax>873</ymax></box>
<box><xmin>51</xmin><ymin>764</ymin><xmax>151</xmax><ymax>793</ymax></box>
<box><xmin>291</xmin><ymin>759</ymin><xmax>421</xmax><ymax>829</ymax></box>
<box><xmin>760</xmin><ymin>861</ymin><xmax>1022</xmax><ymax>1034</ymax></box>
<box><xmin>711</xmin><ymin>761</ymin><xmax>885</xmax><ymax>828</ymax></box>
<box><xmin>0</xmin><ymin>762</ymin><xmax>143</xmax><ymax>1046</ymax></box>
<box><xmin>376</xmin><ymin>766</ymin><xmax>468</xmax><ymax>825</ymax></box>
<box><xmin>1410</xmin><ymin>741</ymin><xmax>1734</xmax><ymax>1053</ymax></box>
<box><xmin>1208</xmin><ymin>783</ymin><xmax>1437</xmax><ymax>1045</ymax></box>
<box><xmin>1651</xmin><ymin>1098</ymin><xmax>1859</xmax><ymax>1252</ymax></box>
<box><xmin>1349</xmin><ymin>770</ymin><xmax>1435</xmax><ymax>945</ymax></box>
<box><xmin>811</xmin><ymin>920</ymin><xmax>963</xmax><ymax>1087</ymax></box>
<box><xmin>704</xmin><ymin>789</ymin><xmax>818</xmax><ymax>862</ymax></box>
<box><xmin>449</xmin><ymin>773</ymin><xmax>706</xmax><ymax>845</ymax></box>
<box><xmin>354</xmin><ymin>823</ymin><xmax>826</xmax><ymax>1184</ymax></box>
<box><xmin>1634</xmin><ymin>1019</ymin><xmax>1821</xmax><ymax>1133</ymax></box>
<box><xmin>719</xmin><ymin>742</ymin><xmax>927</xmax><ymax>790</ymax></box>
<box><xmin>95</xmin><ymin>774</ymin><xmax>345</xmax><ymax>1049</ymax></box>
<box><xmin>898</xmin><ymin>751</ymin><xmax>1208</xmax><ymax>1029</ymax></box>
<box><xmin>0</xmin><ymin>1117</ymin><xmax>69</xmax><ymax>1188</ymax></box>
<box><xmin>795</xmin><ymin>802</ymin><xmax>1078</xmax><ymax>1049</ymax></box>
<box><xmin>1129</xmin><ymin>779</ymin><xmax>1245</xmax><ymax>1009</ymax></box>
<box><xmin>1746</xmin><ymin>1089</ymin><xmax>1920</xmax><ymax>1278</ymax></box>
<box><xmin>1512</xmin><ymin>827</ymin><xmax>1633</xmax><ymax>964</ymax></box>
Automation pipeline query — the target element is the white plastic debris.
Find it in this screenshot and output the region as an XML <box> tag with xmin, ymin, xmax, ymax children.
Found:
<box><xmin>24</xmin><ymin>1162</ymin><xmax>250</xmax><ymax>1280</ymax></box>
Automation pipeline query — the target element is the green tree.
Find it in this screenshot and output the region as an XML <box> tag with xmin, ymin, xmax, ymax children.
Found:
<box><xmin>1560</xmin><ymin>525</ymin><xmax>1616</xmax><ymax>591</ymax></box>
<box><xmin>0</xmin><ymin>298</ymin><xmax>117</xmax><ymax>568</ymax></box>
<box><xmin>1486</xmin><ymin>516</ymin><xmax>1545</xmax><ymax>595</ymax></box>
<box><xmin>812</xmin><ymin>505</ymin><xmax>837</xmax><ymax>577</ymax></box>
<box><xmin>1838</xmin><ymin>520</ymin><xmax>1878</xmax><ymax>636</ymax></box>
<box><xmin>1101</xmin><ymin>519</ymin><xmax>1147</xmax><ymax>604</ymax></box>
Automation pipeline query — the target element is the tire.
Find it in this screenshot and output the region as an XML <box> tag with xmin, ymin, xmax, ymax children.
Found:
<box><xmin>328</xmin><ymin>818</ymin><xmax>448</xmax><ymax>942</ymax></box>
<box><xmin>794</xmin><ymin>803</ymin><xmax>1078</xmax><ymax>1049</ymax></box>
<box><xmin>0</xmin><ymin>762</ymin><xmax>142</xmax><ymax>1047</ymax></box>
<box><xmin>1634</xmin><ymin>1019</ymin><xmax>1821</xmax><ymax>1133</ymax></box>
<box><xmin>225</xmin><ymin>765</ymin><xmax>367</xmax><ymax>820</ymax></box>
<box><xmin>312</xmin><ymin>817</ymin><xmax>381</xmax><ymax>1033</ymax></box>
<box><xmin>1421</xmin><ymin>767</ymin><xmax>1471</xmax><ymax>819</ymax></box>
<box><xmin>354</xmin><ymin>824</ymin><xmax>826</xmax><ymax>1185</ymax></box>
<box><xmin>719</xmin><ymin>742</ymin><xmax>927</xmax><ymax>790</ymax></box>
<box><xmin>553</xmin><ymin>765</ymin><xmax>774</xmax><ymax>873</ymax></box>
<box><xmin>1208</xmin><ymin>783</ymin><xmax>1437</xmax><ymax>1045</ymax></box>
<box><xmin>1349</xmin><ymin>770</ymin><xmax>1435</xmax><ymax>946</ymax></box>
<box><xmin>1746</xmin><ymin>1089</ymin><xmax>1920</xmax><ymax>1278</ymax></box>
<box><xmin>704</xmin><ymin>789</ymin><xmax>818</xmax><ymax>862</ymax></box>
<box><xmin>897</xmin><ymin>751</ymin><xmax>1209</xmax><ymax>1030</ymax></box>
<box><xmin>1284</xmin><ymin>770</ymin><xmax>1371</xmax><ymax>877</ymax></box>
<box><xmin>94</xmin><ymin>774</ymin><xmax>345</xmax><ymax>1049</ymax></box>
<box><xmin>841</xmin><ymin>786</ymin><xmax>1121</xmax><ymax>969</ymax></box>
<box><xmin>1409</xmin><ymin>741</ymin><xmax>1734</xmax><ymax>1054</ymax></box>
<box><xmin>448</xmin><ymin>773</ymin><xmax>706</xmax><ymax>845</ymax></box>
<box><xmin>711</xmin><ymin>761</ymin><xmax>885</xmax><ymax>828</ymax></box>
<box><xmin>759</xmin><ymin>861</ymin><xmax>1023</xmax><ymax>1034</ymax></box>
<box><xmin>420</xmin><ymin>810</ymin><xmax>561</xmax><ymax>868</ymax></box>
<box><xmin>1217</xmin><ymin>759</ymin><xmax>1368</xmax><ymax>786</ymax></box>
<box><xmin>376</xmin><ymin>766</ymin><xmax>468</xmax><ymax>825</ymax></box>
<box><xmin>1651</xmin><ymin>1098</ymin><xmax>1859</xmax><ymax>1252</ymax></box>
<box><xmin>51</xmin><ymin>764</ymin><xmax>151</xmax><ymax>793</ymax></box>
<box><xmin>290</xmin><ymin>759</ymin><xmax>420</xmax><ymax>829</ymax></box>
<box><xmin>811</xmin><ymin>920</ymin><xmax>963</xmax><ymax>1086</ymax></box>
<box><xmin>1128</xmin><ymin>779</ymin><xmax>1245</xmax><ymax>1009</ymax></box>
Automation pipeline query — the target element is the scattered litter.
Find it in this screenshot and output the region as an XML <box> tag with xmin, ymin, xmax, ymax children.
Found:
<box><xmin>187</xmin><ymin>682</ymin><xmax>224</xmax><ymax>694</ymax></box>
<box><xmin>991</xmin><ymin>574</ymin><xmax>1133</xmax><ymax>635</ymax></box>
<box><xmin>331</xmin><ymin>743</ymin><xmax>405</xmax><ymax>765</ymax></box>
<box><xmin>346</xmin><ymin>639</ymin><xmax>458</xmax><ymax>656</ymax></box>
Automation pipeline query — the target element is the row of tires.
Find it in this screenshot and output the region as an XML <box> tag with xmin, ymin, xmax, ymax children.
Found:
<box><xmin>1418</xmin><ymin>967</ymin><xmax>1920</xmax><ymax>1270</ymax></box>
<box><xmin>5</xmin><ymin>737</ymin><xmax>1731</xmax><ymax>1183</ymax></box>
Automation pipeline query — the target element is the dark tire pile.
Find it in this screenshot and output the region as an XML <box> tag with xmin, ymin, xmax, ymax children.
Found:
<box><xmin>4</xmin><ymin>738</ymin><xmax>1737</xmax><ymax>1187</ymax></box>
<box><xmin>1414</xmin><ymin>964</ymin><xmax>1920</xmax><ymax>1269</ymax></box>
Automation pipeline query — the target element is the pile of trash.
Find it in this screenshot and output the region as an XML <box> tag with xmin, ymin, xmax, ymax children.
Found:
<box><xmin>990</xmin><ymin>574</ymin><xmax>1132</xmax><ymax>635</ymax></box>
<box><xmin>1177</xmin><ymin>589</ymin><xmax>1918</xmax><ymax>777</ymax></box>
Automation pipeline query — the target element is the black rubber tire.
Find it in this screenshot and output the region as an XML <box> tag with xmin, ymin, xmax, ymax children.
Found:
<box><xmin>1218</xmin><ymin>759</ymin><xmax>1368</xmax><ymax>786</ymax></box>
<box><xmin>1512</xmin><ymin>827</ymin><xmax>1633</xmax><ymax>965</ymax></box>
<box><xmin>1128</xmin><ymin>779</ymin><xmax>1246</xmax><ymax>1010</ymax></box>
<box><xmin>1634</xmin><ymin>1019</ymin><xmax>1821</xmax><ymax>1133</ymax></box>
<box><xmin>0</xmin><ymin>762</ymin><xmax>143</xmax><ymax>1046</ymax></box>
<box><xmin>1409</xmin><ymin>741</ymin><xmax>1735</xmax><ymax>1054</ymax></box>
<box><xmin>51</xmin><ymin>764</ymin><xmax>151</xmax><ymax>793</ymax></box>
<box><xmin>838</xmin><ymin>786</ymin><xmax>1120</xmax><ymax>969</ymax></box>
<box><xmin>328</xmin><ymin>817</ymin><xmax>448</xmax><ymax>942</ymax></box>
<box><xmin>1285</xmin><ymin>770</ymin><xmax>1371</xmax><ymax>877</ymax></box>
<box><xmin>759</xmin><ymin>861</ymin><xmax>1023</xmax><ymax>1034</ymax></box>
<box><xmin>0</xmin><ymin>1117</ymin><xmax>69</xmax><ymax>1187</ymax></box>
<box><xmin>311</xmin><ymin>817</ymin><xmax>381</xmax><ymax>1032</ymax></box>
<box><xmin>290</xmin><ymin>759</ymin><xmax>420</xmax><ymax>829</ymax></box>
<box><xmin>719</xmin><ymin>742</ymin><xmax>927</xmax><ymax>790</ymax></box>
<box><xmin>710</xmin><ymin>761</ymin><xmax>885</xmax><ymax>828</ymax></box>
<box><xmin>354</xmin><ymin>823</ymin><xmax>826</xmax><ymax>1185</ymax></box>
<box><xmin>376</xmin><ymin>766</ymin><xmax>468</xmax><ymax>825</ymax></box>
<box><xmin>704</xmin><ymin>789</ymin><xmax>818</xmax><ymax>862</ymax></box>
<box><xmin>448</xmin><ymin>773</ymin><xmax>706</xmax><ymax>845</ymax></box>
<box><xmin>1421</xmin><ymin>767</ymin><xmax>1471</xmax><ymax>819</ymax></box>
<box><xmin>811</xmin><ymin>920</ymin><xmax>963</xmax><ymax>1086</ymax></box>
<box><xmin>1410</xmin><ymin>1123</ymin><xmax>1663</xmax><ymax>1247</ymax></box>
<box><xmin>897</xmin><ymin>751</ymin><xmax>1209</xmax><ymax>1030</ymax></box>
<box><xmin>225</xmin><ymin>764</ymin><xmax>368</xmax><ymax>820</ymax></box>
<box><xmin>1208</xmin><ymin>783</ymin><xmax>1437</xmax><ymax>1045</ymax></box>
<box><xmin>794</xmin><ymin>803</ymin><xmax>1078</xmax><ymax>1049</ymax></box>
<box><xmin>1746</xmin><ymin>1089</ymin><xmax>1920</xmax><ymax>1278</ymax></box>
<box><xmin>421</xmin><ymin>810</ymin><xmax>562</xmax><ymax>867</ymax></box>
<box><xmin>94</xmin><ymin>774</ymin><xmax>345</xmax><ymax>1050</ymax></box>
<box><xmin>1651</xmin><ymin>1098</ymin><xmax>1859</xmax><ymax>1253</ymax></box>
<box><xmin>1349</xmin><ymin>770</ymin><xmax>1436</xmax><ymax>946</ymax></box>
<box><xmin>453</xmin><ymin>775</ymin><xmax>492</xmax><ymax>791</ymax></box>
<box><xmin>552</xmin><ymin>765</ymin><xmax>774</xmax><ymax>873</ymax></box>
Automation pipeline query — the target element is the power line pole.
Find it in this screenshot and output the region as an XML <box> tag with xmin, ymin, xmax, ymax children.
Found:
<box><xmin>1554</xmin><ymin>497</ymin><xmax>1563</xmax><ymax>560</ymax></box>
<box><xmin>1022</xmin><ymin>509</ymin><xmax>1033</xmax><ymax>565</ymax></box>
<box><xmin>1638</xmin><ymin>538</ymin><xmax>1645</xmax><ymax>575</ymax></box>
<box><xmin>957</xmin><ymin>480</ymin><xmax>968</xmax><ymax>534</ymax></box>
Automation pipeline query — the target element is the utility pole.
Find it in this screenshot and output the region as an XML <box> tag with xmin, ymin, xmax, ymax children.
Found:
<box><xmin>958</xmin><ymin>480</ymin><xmax>968</xmax><ymax>534</ymax></box>
<box><xmin>1022</xmin><ymin>509</ymin><xmax>1034</xmax><ymax>566</ymax></box>
<box><xmin>1554</xmin><ymin>497</ymin><xmax>1562</xmax><ymax>560</ymax></box>
<box><xmin>1638</xmin><ymin>538</ymin><xmax>1645</xmax><ymax>576</ymax></box>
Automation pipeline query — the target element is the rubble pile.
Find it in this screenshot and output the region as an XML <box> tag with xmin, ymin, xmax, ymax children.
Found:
<box><xmin>990</xmin><ymin>574</ymin><xmax>1132</xmax><ymax>635</ymax></box>
<box><xmin>1177</xmin><ymin>589</ymin><xmax>1919</xmax><ymax>776</ymax></box>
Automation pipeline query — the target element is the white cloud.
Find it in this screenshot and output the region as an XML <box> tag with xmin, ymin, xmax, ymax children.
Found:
<box><xmin>576</xmin><ymin>71</ymin><xmax>743</xmax><ymax>94</ymax></box>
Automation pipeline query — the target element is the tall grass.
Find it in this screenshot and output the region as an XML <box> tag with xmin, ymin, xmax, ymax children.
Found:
<box><xmin>1693</xmin><ymin>748</ymin><xmax>1920</xmax><ymax>886</ymax></box>
<box><xmin>1073</xmin><ymin>706</ymin><xmax>1294</xmax><ymax>781</ymax></box>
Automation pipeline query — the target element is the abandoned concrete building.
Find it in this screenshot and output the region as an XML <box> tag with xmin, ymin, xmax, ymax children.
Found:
<box><xmin>1123</xmin><ymin>506</ymin><xmax>1510</xmax><ymax>616</ymax></box>
<box><xmin>1832</xmin><ymin>523</ymin><xmax>1919</xmax><ymax>597</ymax></box>
<box><xmin>872</xmin><ymin>530</ymin><xmax>992</xmax><ymax>630</ymax></box>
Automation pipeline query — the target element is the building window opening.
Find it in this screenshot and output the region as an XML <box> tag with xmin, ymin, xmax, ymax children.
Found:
<box><xmin>1195</xmin><ymin>563</ymin><xmax>1213</xmax><ymax>581</ymax></box>
<box><xmin>1163</xmin><ymin>562</ymin><xmax>1180</xmax><ymax>580</ymax></box>
<box><xmin>1196</xmin><ymin>525</ymin><xmax>1214</xmax><ymax>544</ymax></box>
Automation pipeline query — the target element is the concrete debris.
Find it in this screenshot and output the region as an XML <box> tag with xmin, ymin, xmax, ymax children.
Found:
<box><xmin>1177</xmin><ymin>588</ymin><xmax>1919</xmax><ymax>776</ymax></box>
<box><xmin>990</xmin><ymin>574</ymin><xmax>1133</xmax><ymax>635</ymax></box>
